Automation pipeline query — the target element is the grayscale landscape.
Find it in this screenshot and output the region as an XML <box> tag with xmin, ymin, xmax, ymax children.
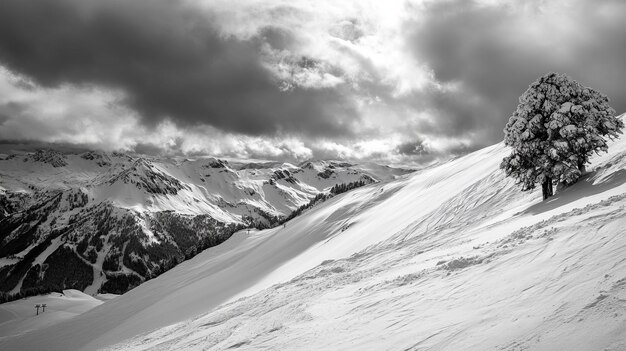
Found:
<box><xmin>1</xmin><ymin>1</ymin><xmax>625</xmax><ymax>350</ymax></box>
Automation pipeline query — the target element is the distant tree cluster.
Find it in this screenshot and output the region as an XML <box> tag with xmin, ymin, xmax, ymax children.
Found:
<box><xmin>20</xmin><ymin>245</ymin><xmax>94</xmax><ymax>293</ymax></box>
<box><xmin>501</xmin><ymin>72</ymin><xmax>623</xmax><ymax>199</ymax></box>
<box><xmin>279</xmin><ymin>179</ymin><xmax>371</xmax><ymax>225</ymax></box>
<box><xmin>242</xmin><ymin>209</ymin><xmax>281</xmax><ymax>229</ymax></box>
<box><xmin>279</xmin><ymin>192</ymin><xmax>331</xmax><ymax>224</ymax></box>
<box><xmin>99</xmin><ymin>273</ymin><xmax>143</xmax><ymax>295</ymax></box>
<box><xmin>0</xmin><ymin>285</ymin><xmax>62</xmax><ymax>304</ymax></box>
<box><xmin>329</xmin><ymin>179</ymin><xmax>369</xmax><ymax>195</ymax></box>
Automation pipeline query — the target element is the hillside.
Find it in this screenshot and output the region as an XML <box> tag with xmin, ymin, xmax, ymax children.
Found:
<box><xmin>0</xmin><ymin>289</ymin><xmax>108</xmax><ymax>340</ymax></box>
<box><xmin>0</xmin><ymin>151</ymin><xmax>406</xmax><ymax>296</ymax></box>
<box><xmin>3</xmin><ymin>129</ymin><xmax>626</xmax><ymax>350</ymax></box>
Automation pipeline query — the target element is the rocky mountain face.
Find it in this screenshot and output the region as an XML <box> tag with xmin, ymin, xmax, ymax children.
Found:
<box><xmin>0</xmin><ymin>150</ymin><xmax>411</xmax><ymax>296</ymax></box>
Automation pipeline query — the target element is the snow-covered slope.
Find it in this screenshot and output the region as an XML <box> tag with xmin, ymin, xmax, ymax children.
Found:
<box><xmin>0</xmin><ymin>150</ymin><xmax>404</xmax><ymax>296</ymax></box>
<box><xmin>0</xmin><ymin>289</ymin><xmax>108</xmax><ymax>341</ymax></box>
<box><xmin>4</xmin><ymin>132</ymin><xmax>626</xmax><ymax>350</ymax></box>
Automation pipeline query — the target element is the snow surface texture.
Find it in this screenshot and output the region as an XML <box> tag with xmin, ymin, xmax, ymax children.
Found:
<box><xmin>3</xmin><ymin>130</ymin><xmax>626</xmax><ymax>350</ymax></box>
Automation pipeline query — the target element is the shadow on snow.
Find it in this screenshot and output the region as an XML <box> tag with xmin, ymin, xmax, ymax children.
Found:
<box><xmin>521</xmin><ymin>168</ymin><xmax>626</xmax><ymax>215</ymax></box>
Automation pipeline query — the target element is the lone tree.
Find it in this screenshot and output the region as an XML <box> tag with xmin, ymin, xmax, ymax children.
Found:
<box><xmin>501</xmin><ymin>72</ymin><xmax>623</xmax><ymax>200</ymax></box>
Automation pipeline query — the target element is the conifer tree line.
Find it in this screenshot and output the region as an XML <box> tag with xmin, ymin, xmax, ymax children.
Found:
<box><xmin>280</xmin><ymin>179</ymin><xmax>371</xmax><ymax>225</ymax></box>
<box><xmin>329</xmin><ymin>179</ymin><xmax>369</xmax><ymax>195</ymax></box>
<box><xmin>0</xmin><ymin>285</ymin><xmax>62</xmax><ymax>304</ymax></box>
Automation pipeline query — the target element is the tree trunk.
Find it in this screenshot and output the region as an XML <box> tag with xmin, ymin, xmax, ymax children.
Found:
<box><xmin>548</xmin><ymin>178</ymin><xmax>553</xmax><ymax>196</ymax></box>
<box><xmin>541</xmin><ymin>177</ymin><xmax>553</xmax><ymax>200</ymax></box>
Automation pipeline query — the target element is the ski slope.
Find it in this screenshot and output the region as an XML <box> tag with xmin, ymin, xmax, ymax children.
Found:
<box><xmin>0</xmin><ymin>290</ymin><xmax>107</xmax><ymax>341</ymax></box>
<box><xmin>3</xmin><ymin>132</ymin><xmax>626</xmax><ymax>350</ymax></box>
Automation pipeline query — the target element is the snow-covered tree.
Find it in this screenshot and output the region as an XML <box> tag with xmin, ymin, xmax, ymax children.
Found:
<box><xmin>501</xmin><ymin>72</ymin><xmax>623</xmax><ymax>200</ymax></box>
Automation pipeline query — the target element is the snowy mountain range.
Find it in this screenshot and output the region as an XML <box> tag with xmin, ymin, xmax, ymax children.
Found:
<box><xmin>2</xmin><ymin>128</ymin><xmax>626</xmax><ymax>350</ymax></box>
<box><xmin>0</xmin><ymin>149</ymin><xmax>412</xmax><ymax>296</ymax></box>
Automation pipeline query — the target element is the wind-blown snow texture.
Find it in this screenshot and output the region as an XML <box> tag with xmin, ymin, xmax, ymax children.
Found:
<box><xmin>0</xmin><ymin>151</ymin><xmax>401</xmax><ymax>296</ymax></box>
<box><xmin>3</xmin><ymin>125</ymin><xmax>626</xmax><ymax>350</ymax></box>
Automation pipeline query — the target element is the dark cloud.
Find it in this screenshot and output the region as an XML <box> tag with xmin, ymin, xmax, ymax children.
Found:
<box><xmin>0</xmin><ymin>140</ymin><xmax>92</xmax><ymax>154</ymax></box>
<box><xmin>0</xmin><ymin>102</ymin><xmax>28</xmax><ymax>129</ymax></box>
<box><xmin>406</xmin><ymin>0</ymin><xmax>626</xmax><ymax>144</ymax></box>
<box><xmin>393</xmin><ymin>85</ymin><xmax>500</xmax><ymax>146</ymax></box>
<box><xmin>396</xmin><ymin>139</ymin><xmax>428</xmax><ymax>156</ymax></box>
<box><xmin>2</xmin><ymin>0</ymin><xmax>624</xmax><ymax>162</ymax></box>
<box><xmin>259</xmin><ymin>26</ymin><xmax>297</xmax><ymax>51</ymax></box>
<box><xmin>0</xmin><ymin>114</ymin><xmax>9</xmax><ymax>126</ymax></box>
<box><xmin>132</xmin><ymin>142</ymin><xmax>170</xmax><ymax>157</ymax></box>
<box><xmin>0</xmin><ymin>0</ymin><xmax>358</xmax><ymax>137</ymax></box>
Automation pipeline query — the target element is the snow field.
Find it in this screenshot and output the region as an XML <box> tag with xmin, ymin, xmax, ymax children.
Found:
<box><xmin>0</xmin><ymin>290</ymin><xmax>105</xmax><ymax>341</ymax></box>
<box><xmin>3</xmin><ymin>133</ymin><xmax>626</xmax><ymax>350</ymax></box>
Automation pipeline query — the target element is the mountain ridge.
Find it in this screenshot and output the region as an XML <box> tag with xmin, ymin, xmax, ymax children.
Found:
<box><xmin>0</xmin><ymin>149</ymin><xmax>411</xmax><ymax>296</ymax></box>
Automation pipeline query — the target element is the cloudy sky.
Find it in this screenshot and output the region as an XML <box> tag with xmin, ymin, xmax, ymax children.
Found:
<box><xmin>0</xmin><ymin>0</ymin><xmax>624</xmax><ymax>164</ymax></box>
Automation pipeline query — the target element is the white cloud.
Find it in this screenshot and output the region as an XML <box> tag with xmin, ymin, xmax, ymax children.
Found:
<box><xmin>0</xmin><ymin>67</ymin><xmax>141</xmax><ymax>150</ymax></box>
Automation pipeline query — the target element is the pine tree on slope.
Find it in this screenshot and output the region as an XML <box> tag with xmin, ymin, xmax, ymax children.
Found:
<box><xmin>501</xmin><ymin>72</ymin><xmax>623</xmax><ymax>200</ymax></box>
